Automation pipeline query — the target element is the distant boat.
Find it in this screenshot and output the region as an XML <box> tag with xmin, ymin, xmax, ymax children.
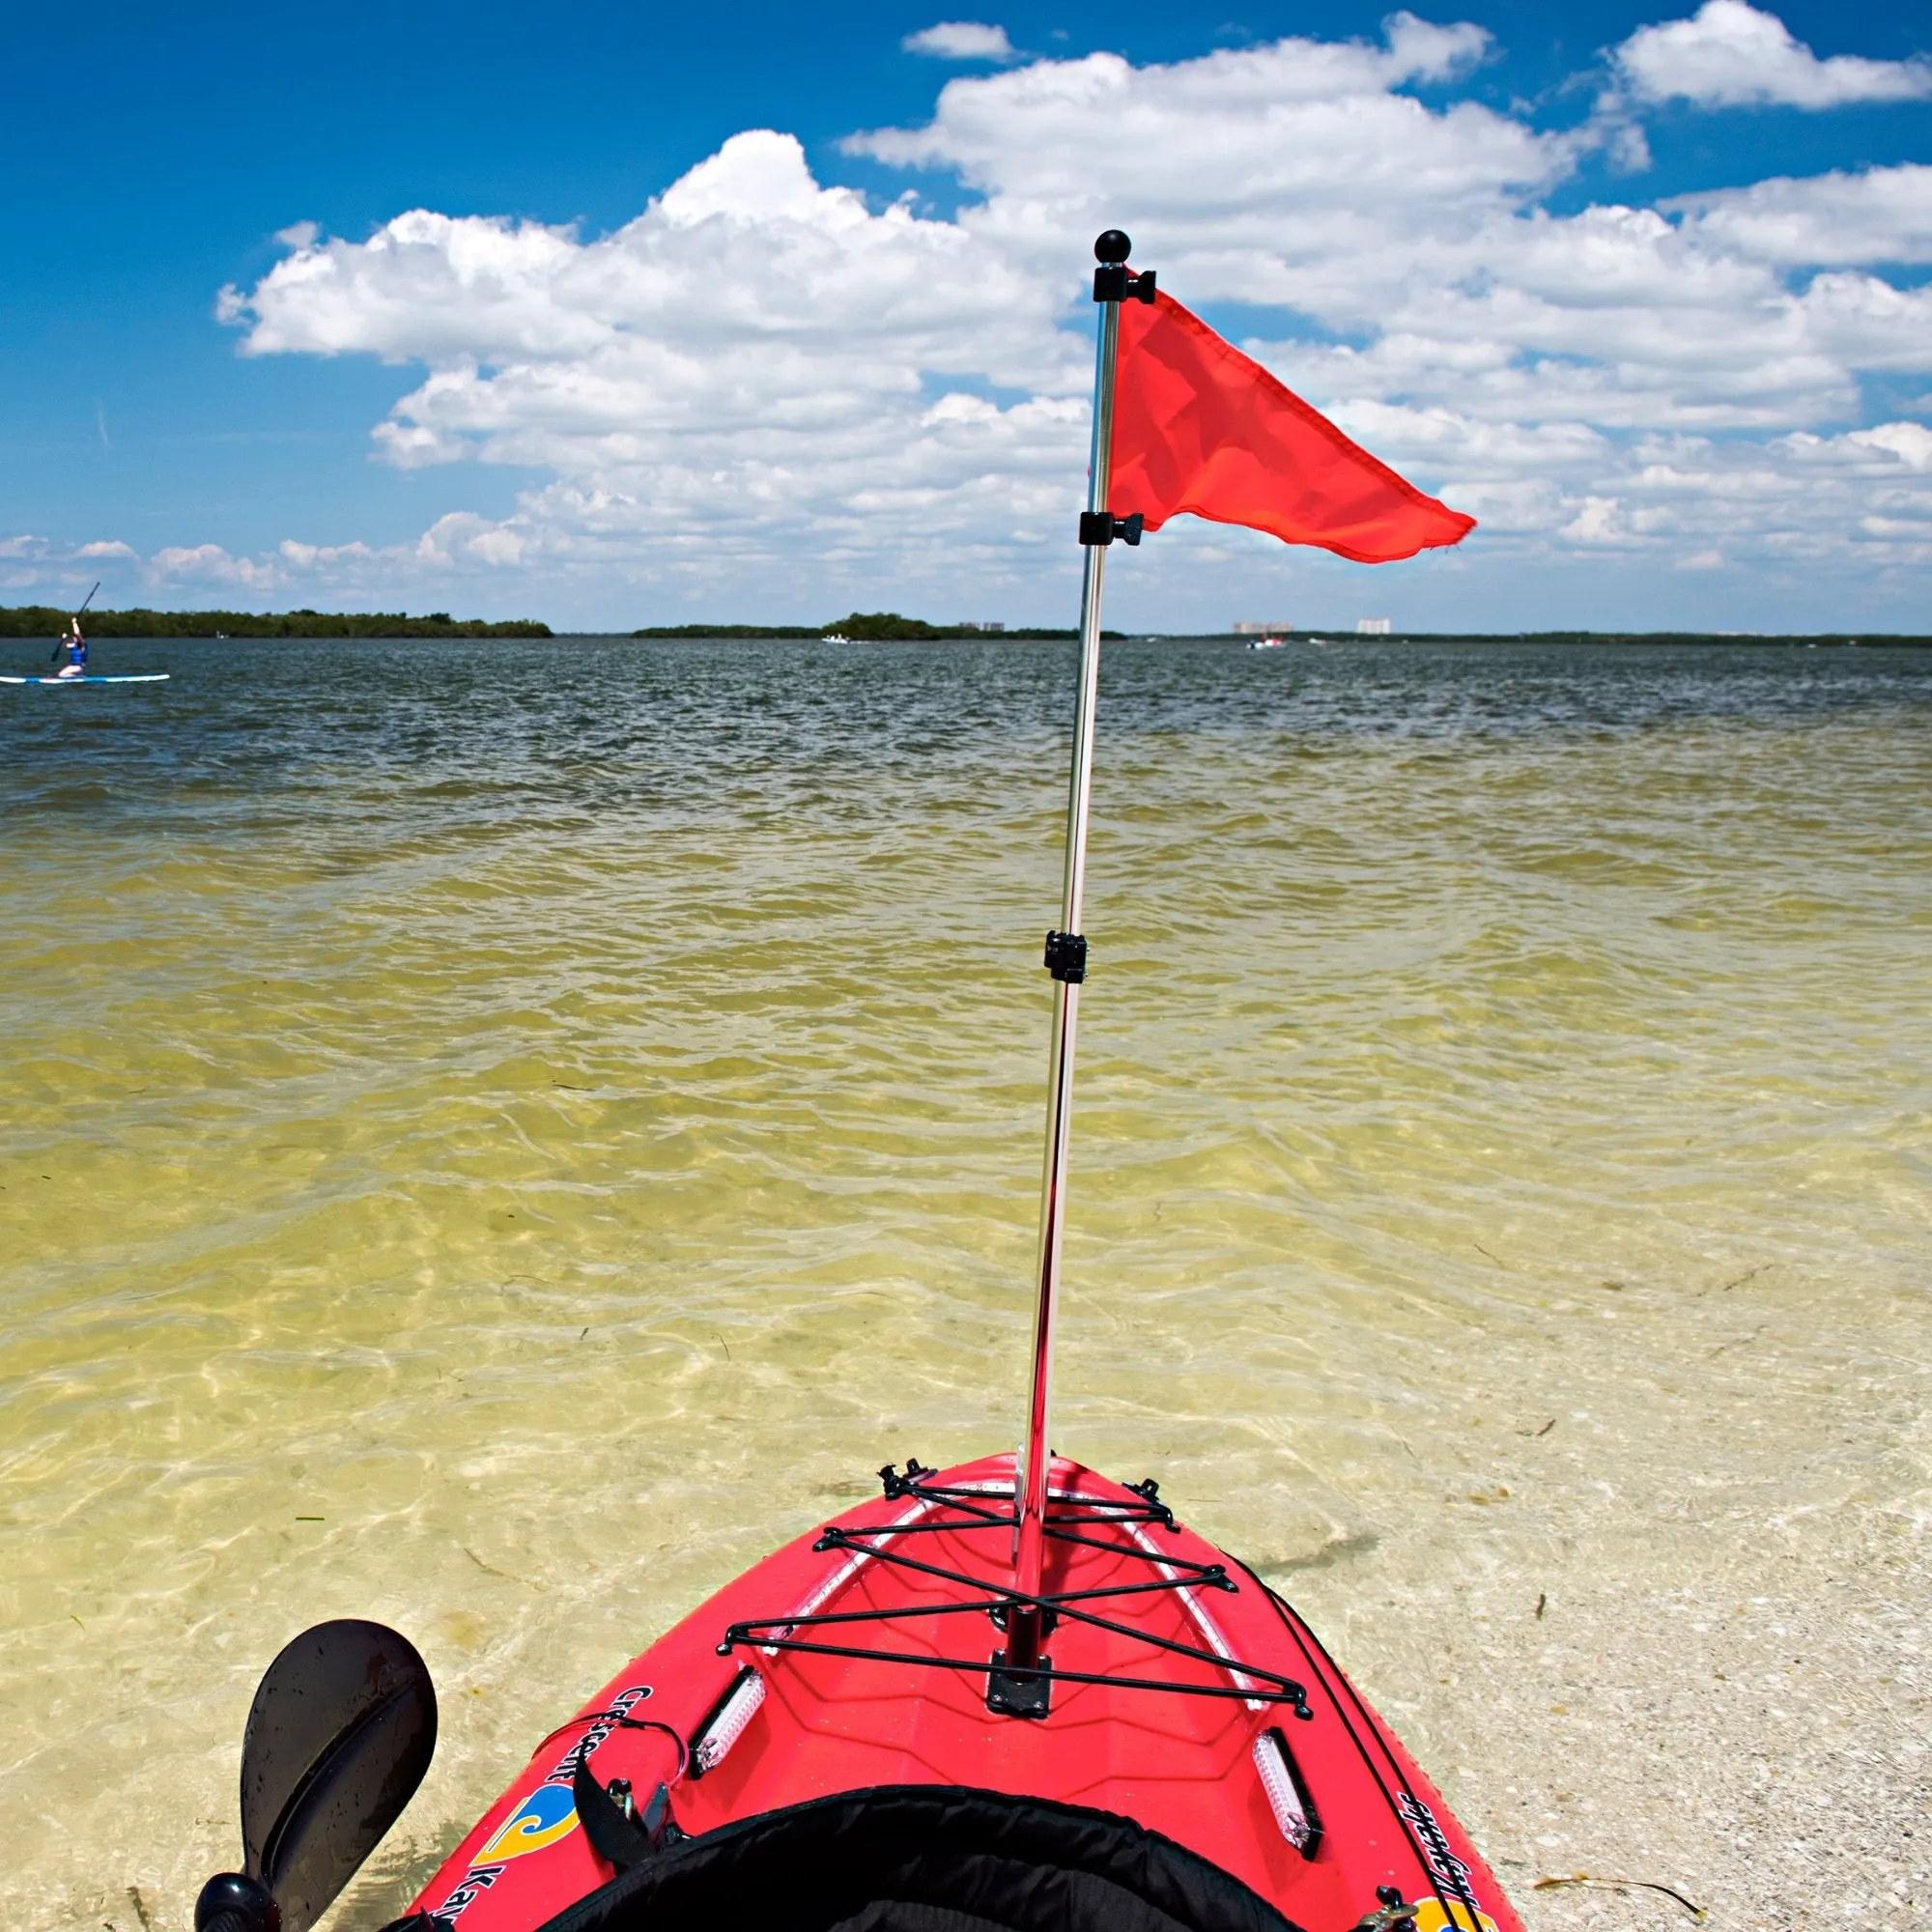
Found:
<box><xmin>1246</xmin><ymin>636</ymin><xmax>1287</xmax><ymax>650</ymax></box>
<box><xmin>822</xmin><ymin>633</ymin><xmax>851</xmax><ymax>643</ymax></box>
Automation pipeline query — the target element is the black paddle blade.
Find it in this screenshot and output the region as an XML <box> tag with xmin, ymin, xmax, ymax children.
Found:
<box><xmin>238</xmin><ymin>1619</ymin><xmax>438</xmax><ymax>1932</ymax></box>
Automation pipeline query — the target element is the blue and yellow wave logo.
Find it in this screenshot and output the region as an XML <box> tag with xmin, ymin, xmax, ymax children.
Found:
<box><xmin>1412</xmin><ymin>1901</ymin><xmax>1499</xmax><ymax>1932</ymax></box>
<box><xmin>479</xmin><ymin>1782</ymin><xmax>579</xmax><ymax>1862</ymax></box>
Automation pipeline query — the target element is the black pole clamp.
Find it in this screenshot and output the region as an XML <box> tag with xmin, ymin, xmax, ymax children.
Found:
<box><xmin>1079</xmin><ymin>511</ymin><xmax>1143</xmax><ymax>547</ymax></box>
<box><xmin>1092</xmin><ymin>228</ymin><xmax>1157</xmax><ymax>304</ymax></box>
<box><xmin>1044</xmin><ymin>931</ymin><xmax>1088</xmax><ymax>983</ymax></box>
<box><xmin>1094</xmin><ymin>264</ymin><xmax>1157</xmax><ymax>304</ymax></box>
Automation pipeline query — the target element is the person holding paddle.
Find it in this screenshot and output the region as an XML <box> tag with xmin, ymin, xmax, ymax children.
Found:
<box><xmin>53</xmin><ymin>614</ymin><xmax>89</xmax><ymax>679</ymax></box>
<box><xmin>49</xmin><ymin>582</ymin><xmax>99</xmax><ymax>679</ymax></box>
<box><xmin>3</xmin><ymin>582</ymin><xmax>167</xmax><ymax>687</ymax></box>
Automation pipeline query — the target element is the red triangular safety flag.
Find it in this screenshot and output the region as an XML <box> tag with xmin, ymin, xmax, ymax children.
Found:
<box><xmin>1110</xmin><ymin>291</ymin><xmax>1475</xmax><ymax>564</ymax></box>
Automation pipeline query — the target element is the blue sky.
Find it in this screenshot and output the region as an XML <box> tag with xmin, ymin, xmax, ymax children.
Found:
<box><xmin>5</xmin><ymin>0</ymin><xmax>1932</xmax><ymax>631</ymax></box>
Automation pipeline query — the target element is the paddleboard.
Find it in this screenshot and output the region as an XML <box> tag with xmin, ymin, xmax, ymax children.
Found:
<box><xmin>1</xmin><ymin>673</ymin><xmax>170</xmax><ymax>685</ymax></box>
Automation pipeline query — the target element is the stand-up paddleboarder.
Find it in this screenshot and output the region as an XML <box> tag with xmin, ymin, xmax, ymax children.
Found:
<box><xmin>53</xmin><ymin>616</ymin><xmax>89</xmax><ymax>678</ymax></box>
<box><xmin>50</xmin><ymin>582</ymin><xmax>99</xmax><ymax>678</ymax></box>
<box><xmin>5</xmin><ymin>581</ymin><xmax>168</xmax><ymax>687</ymax></box>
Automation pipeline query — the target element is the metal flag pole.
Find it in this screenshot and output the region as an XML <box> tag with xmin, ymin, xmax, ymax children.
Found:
<box><xmin>995</xmin><ymin>231</ymin><xmax>1153</xmax><ymax>1716</ymax></box>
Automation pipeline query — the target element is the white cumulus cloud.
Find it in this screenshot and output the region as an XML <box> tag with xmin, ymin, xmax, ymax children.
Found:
<box><xmin>902</xmin><ymin>21</ymin><xmax>1016</xmax><ymax>61</ymax></box>
<box><xmin>151</xmin><ymin>544</ymin><xmax>280</xmax><ymax>588</ymax></box>
<box><xmin>1665</xmin><ymin>164</ymin><xmax>1932</xmax><ymax>265</ymax></box>
<box><xmin>1613</xmin><ymin>0</ymin><xmax>1932</xmax><ymax>109</ymax></box>
<box><xmin>1847</xmin><ymin>420</ymin><xmax>1932</xmax><ymax>469</ymax></box>
<box><xmin>189</xmin><ymin>12</ymin><xmax>1932</xmax><ymax>626</ymax></box>
<box><xmin>0</xmin><ymin>535</ymin><xmax>145</xmax><ymax>600</ymax></box>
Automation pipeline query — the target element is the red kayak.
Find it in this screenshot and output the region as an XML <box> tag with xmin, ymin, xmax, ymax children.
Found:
<box><xmin>188</xmin><ymin>238</ymin><xmax>1517</xmax><ymax>1932</ymax></box>
<box><xmin>390</xmin><ymin>1453</ymin><xmax>1517</xmax><ymax>1932</ymax></box>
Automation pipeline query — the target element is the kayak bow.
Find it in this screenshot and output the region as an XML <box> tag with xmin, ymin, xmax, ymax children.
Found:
<box><xmin>390</xmin><ymin>1455</ymin><xmax>1516</xmax><ymax>1932</ymax></box>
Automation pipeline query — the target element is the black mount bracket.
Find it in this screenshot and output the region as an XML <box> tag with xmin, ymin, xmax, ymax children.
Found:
<box><xmin>1094</xmin><ymin>265</ymin><xmax>1157</xmax><ymax>304</ymax></box>
<box><xmin>1078</xmin><ymin>511</ymin><xmax>1143</xmax><ymax>548</ymax></box>
<box><xmin>1093</xmin><ymin>227</ymin><xmax>1157</xmax><ymax>305</ymax></box>
<box><xmin>1044</xmin><ymin>931</ymin><xmax>1088</xmax><ymax>982</ymax></box>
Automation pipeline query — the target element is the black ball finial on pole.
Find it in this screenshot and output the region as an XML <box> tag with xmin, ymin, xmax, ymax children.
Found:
<box><xmin>1094</xmin><ymin>229</ymin><xmax>1131</xmax><ymax>265</ymax></box>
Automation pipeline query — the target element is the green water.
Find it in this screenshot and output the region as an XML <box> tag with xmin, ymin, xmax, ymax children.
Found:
<box><xmin>3</xmin><ymin>637</ymin><xmax>1927</xmax><ymax>1929</ymax></box>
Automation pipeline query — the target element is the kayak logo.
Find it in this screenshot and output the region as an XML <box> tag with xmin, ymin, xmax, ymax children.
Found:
<box><xmin>478</xmin><ymin>1782</ymin><xmax>580</xmax><ymax>1861</ymax></box>
<box><xmin>545</xmin><ymin>1684</ymin><xmax>652</xmax><ymax>1786</ymax></box>
<box><xmin>431</xmin><ymin>1862</ymin><xmax>501</xmax><ymax>1923</ymax></box>
<box><xmin>430</xmin><ymin>1682</ymin><xmax>652</xmax><ymax>1916</ymax></box>
<box><xmin>1394</xmin><ymin>1794</ymin><xmax>1493</xmax><ymax>1929</ymax></box>
<box><xmin>1411</xmin><ymin>1902</ymin><xmax>1499</xmax><ymax>1932</ymax></box>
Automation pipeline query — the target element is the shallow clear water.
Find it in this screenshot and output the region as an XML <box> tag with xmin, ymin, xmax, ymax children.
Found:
<box><xmin>2</xmin><ymin>637</ymin><xmax>1927</xmax><ymax>1928</ymax></box>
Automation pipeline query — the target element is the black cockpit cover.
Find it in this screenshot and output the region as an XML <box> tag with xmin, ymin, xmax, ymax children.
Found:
<box><xmin>533</xmin><ymin>1784</ymin><xmax>1301</xmax><ymax>1932</ymax></box>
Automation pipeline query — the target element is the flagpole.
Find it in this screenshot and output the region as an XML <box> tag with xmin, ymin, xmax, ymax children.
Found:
<box><xmin>997</xmin><ymin>231</ymin><xmax>1141</xmax><ymax>1712</ymax></box>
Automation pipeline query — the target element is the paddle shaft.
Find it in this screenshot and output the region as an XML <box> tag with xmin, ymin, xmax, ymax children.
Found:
<box><xmin>1013</xmin><ymin>276</ymin><xmax>1122</xmax><ymax>1623</ymax></box>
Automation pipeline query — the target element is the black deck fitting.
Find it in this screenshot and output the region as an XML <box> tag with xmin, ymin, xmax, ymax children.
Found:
<box><xmin>986</xmin><ymin>1648</ymin><xmax>1054</xmax><ymax>1719</ymax></box>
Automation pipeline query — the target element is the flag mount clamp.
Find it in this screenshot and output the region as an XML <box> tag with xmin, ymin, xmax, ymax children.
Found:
<box><xmin>1093</xmin><ymin>229</ymin><xmax>1156</xmax><ymax>304</ymax></box>
<box><xmin>1079</xmin><ymin>511</ymin><xmax>1143</xmax><ymax>547</ymax></box>
<box><xmin>1094</xmin><ymin>266</ymin><xmax>1157</xmax><ymax>304</ymax></box>
<box><xmin>1043</xmin><ymin>931</ymin><xmax>1088</xmax><ymax>983</ymax></box>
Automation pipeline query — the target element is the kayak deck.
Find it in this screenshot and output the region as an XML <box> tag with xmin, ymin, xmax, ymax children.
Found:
<box><xmin>408</xmin><ymin>1455</ymin><xmax>1517</xmax><ymax>1932</ymax></box>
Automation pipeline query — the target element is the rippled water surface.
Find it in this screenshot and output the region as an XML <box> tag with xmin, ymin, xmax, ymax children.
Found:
<box><xmin>3</xmin><ymin>637</ymin><xmax>1927</xmax><ymax>1928</ymax></box>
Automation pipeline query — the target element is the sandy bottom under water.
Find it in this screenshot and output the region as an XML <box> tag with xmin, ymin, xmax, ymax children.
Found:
<box><xmin>1</xmin><ymin>638</ymin><xmax>1924</xmax><ymax>1930</ymax></box>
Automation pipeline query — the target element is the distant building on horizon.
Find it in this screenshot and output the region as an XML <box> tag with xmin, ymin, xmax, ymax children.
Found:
<box><xmin>1232</xmin><ymin>620</ymin><xmax>1292</xmax><ymax>635</ymax></box>
<box><xmin>958</xmin><ymin>620</ymin><xmax>1005</xmax><ymax>632</ymax></box>
<box><xmin>1356</xmin><ymin>617</ymin><xmax>1393</xmax><ymax>635</ymax></box>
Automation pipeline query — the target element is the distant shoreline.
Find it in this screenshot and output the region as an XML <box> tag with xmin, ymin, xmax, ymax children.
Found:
<box><xmin>1189</xmin><ymin>629</ymin><xmax>1932</xmax><ymax>646</ymax></box>
<box><xmin>0</xmin><ymin>605</ymin><xmax>550</xmax><ymax>639</ymax></box>
<box><xmin>3</xmin><ymin>605</ymin><xmax>1927</xmax><ymax>646</ymax></box>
